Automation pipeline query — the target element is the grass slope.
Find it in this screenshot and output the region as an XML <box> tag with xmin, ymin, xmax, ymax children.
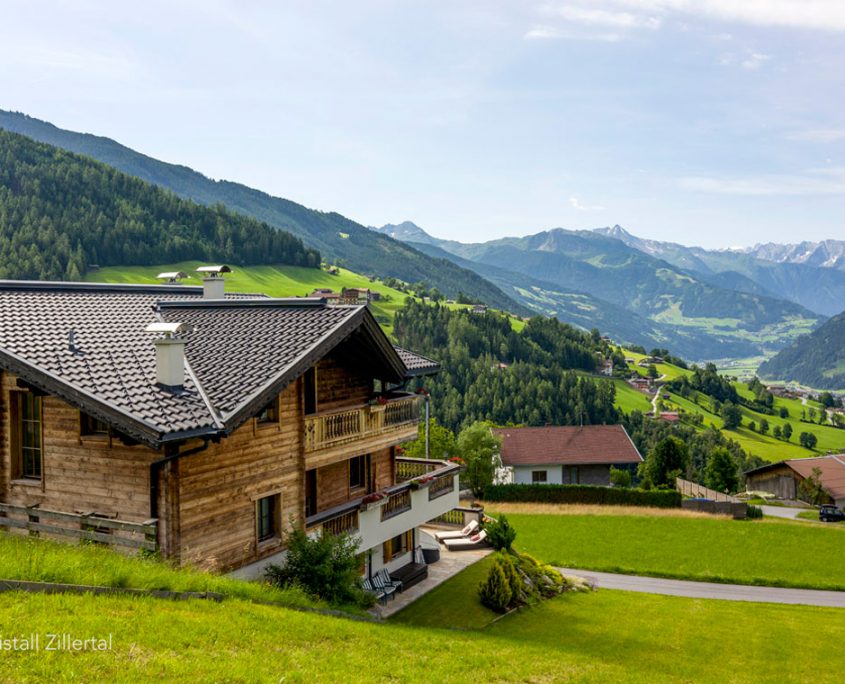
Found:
<box><xmin>500</xmin><ymin>511</ymin><xmax>845</xmax><ymax>590</ymax></box>
<box><xmin>86</xmin><ymin>261</ymin><xmax>525</xmax><ymax>337</ymax></box>
<box><xmin>0</xmin><ymin>534</ymin><xmax>313</xmax><ymax>608</ymax></box>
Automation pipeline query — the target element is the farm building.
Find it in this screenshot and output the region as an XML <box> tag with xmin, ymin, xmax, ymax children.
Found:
<box><xmin>745</xmin><ymin>455</ymin><xmax>845</xmax><ymax>507</ymax></box>
<box><xmin>492</xmin><ymin>425</ymin><xmax>643</xmax><ymax>486</ymax></box>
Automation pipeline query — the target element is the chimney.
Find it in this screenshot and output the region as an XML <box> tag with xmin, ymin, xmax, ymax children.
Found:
<box><xmin>146</xmin><ymin>322</ymin><xmax>189</xmax><ymax>388</ymax></box>
<box><xmin>196</xmin><ymin>265</ymin><xmax>232</xmax><ymax>299</ymax></box>
<box><xmin>156</xmin><ymin>271</ymin><xmax>188</xmax><ymax>284</ymax></box>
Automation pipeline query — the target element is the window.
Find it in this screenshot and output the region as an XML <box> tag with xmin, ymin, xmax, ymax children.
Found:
<box><xmin>531</xmin><ymin>470</ymin><xmax>548</xmax><ymax>484</ymax></box>
<box><xmin>305</xmin><ymin>469</ymin><xmax>317</xmax><ymax>518</ymax></box>
<box><xmin>80</xmin><ymin>411</ymin><xmax>109</xmax><ymax>437</ymax></box>
<box><xmin>256</xmin><ymin>494</ymin><xmax>280</xmax><ymax>543</ymax></box>
<box><xmin>303</xmin><ymin>367</ymin><xmax>317</xmax><ymax>416</ymax></box>
<box><xmin>257</xmin><ymin>397</ymin><xmax>279</xmax><ymax>424</ymax></box>
<box><xmin>11</xmin><ymin>392</ymin><xmax>43</xmax><ymax>480</ymax></box>
<box><xmin>349</xmin><ymin>454</ymin><xmax>368</xmax><ymax>490</ymax></box>
<box><xmin>382</xmin><ymin>530</ymin><xmax>413</xmax><ymax>564</ymax></box>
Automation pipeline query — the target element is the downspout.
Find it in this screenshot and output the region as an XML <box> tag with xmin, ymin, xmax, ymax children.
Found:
<box><xmin>424</xmin><ymin>393</ymin><xmax>431</xmax><ymax>460</ymax></box>
<box><xmin>149</xmin><ymin>438</ymin><xmax>212</xmax><ymax>518</ymax></box>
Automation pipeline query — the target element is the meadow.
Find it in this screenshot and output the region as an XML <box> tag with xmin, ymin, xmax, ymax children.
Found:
<box><xmin>493</xmin><ymin>509</ymin><xmax>845</xmax><ymax>590</ymax></box>
<box><xmin>1</xmin><ymin>538</ymin><xmax>843</xmax><ymax>683</ymax></box>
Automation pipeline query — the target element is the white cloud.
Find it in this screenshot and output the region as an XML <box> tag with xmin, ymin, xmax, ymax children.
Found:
<box><xmin>602</xmin><ymin>0</ymin><xmax>845</xmax><ymax>32</ymax></box>
<box><xmin>787</xmin><ymin>128</ymin><xmax>845</xmax><ymax>143</ymax></box>
<box><xmin>679</xmin><ymin>167</ymin><xmax>845</xmax><ymax>195</ymax></box>
<box><xmin>544</xmin><ymin>5</ymin><xmax>662</xmax><ymax>30</ymax></box>
<box><xmin>524</xmin><ymin>25</ymin><xmax>562</xmax><ymax>39</ymax></box>
<box><xmin>570</xmin><ymin>196</ymin><xmax>606</xmax><ymax>211</ymax></box>
<box><xmin>741</xmin><ymin>51</ymin><xmax>772</xmax><ymax>70</ymax></box>
<box><xmin>524</xmin><ymin>25</ymin><xmax>621</xmax><ymax>41</ymax></box>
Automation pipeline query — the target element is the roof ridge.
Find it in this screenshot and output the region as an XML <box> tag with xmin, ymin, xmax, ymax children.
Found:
<box><xmin>156</xmin><ymin>298</ymin><xmax>332</xmax><ymax>309</ymax></box>
<box><xmin>0</xmin><ymin>280</ymin><xmax>203</xmax><ymax>294</ymax></box>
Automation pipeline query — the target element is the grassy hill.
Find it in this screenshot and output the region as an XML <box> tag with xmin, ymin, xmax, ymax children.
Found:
<box><xmin>612</xmin><ymin>349</ymin><xmax>845</xmax><ymax>461</ymax></box>
<box><xmin>85</xmin><ymin>261</ymin><xmax>525</xmax><ymax>337</ymax></box>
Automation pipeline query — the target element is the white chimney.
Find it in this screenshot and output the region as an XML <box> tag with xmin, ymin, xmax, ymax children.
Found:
<box><xmin>196</xmin><ymin>265</ymin><xmax>232</xmax><ymax>299</ymax></box>
<box><xmin>145</xmin><ymin>322</ymin><xmax>189</xmax><ymax>388</ymax></box>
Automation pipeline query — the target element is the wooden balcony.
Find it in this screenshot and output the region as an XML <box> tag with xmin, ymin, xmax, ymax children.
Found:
<box><xmin>304</xmin><ymin>458</ymin><xmax>461</xmax><ymax>550</ymax></box>
<box><xmin>303</xmin><ymin>393</ymin><xmax>422</xmax><ymax>467</ymax></box>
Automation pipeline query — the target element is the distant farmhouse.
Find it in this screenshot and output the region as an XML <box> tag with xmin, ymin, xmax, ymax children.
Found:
<box><xmin>493</xmin><ymin>425</ymin><xmax>643</xmax><ymax>486</ymax></box>
<box><xmin>745</xmin><ymin>455</ymin><xmax>845</xmax><ymax>508</ymax></box>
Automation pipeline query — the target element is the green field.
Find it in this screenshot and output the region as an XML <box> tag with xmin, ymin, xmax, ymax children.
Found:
<box><xmin>611</xmin><ymin>377</ymin><xmax>653</xmax><ymax>414</ymax></box>
<box><xmin>86</xmin><ymin>261</ymin><xmax>525</xmax><ymax>336</ymax></box>
<box><xmin>503</xmin><ymin>511</ymin><xmax>845</xmax><ymax>590</ymax></box>
<box><xmin>2</xmin><ymin>537</ymin><xmax>844</xmax><ymax>683</ymax></box>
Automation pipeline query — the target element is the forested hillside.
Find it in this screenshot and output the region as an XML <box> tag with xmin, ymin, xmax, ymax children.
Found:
<box><xmin>0</xmin><ymin>130</ymin><xmax>319</xmax><ymax>279</ymax></box>
<box><xmin>394</xmin><ymin>300</ymin><xmax>618</xmax><ymax>433</ymax></box>
<box><xmin>0</xmin><ymin>110</ymin><xmax>524</xmax><ymax>312</ymax></box>
<box><xmin>758</xmin><ymin>310</ymin><xmax>845</xmax><ymax>390</ymax></box>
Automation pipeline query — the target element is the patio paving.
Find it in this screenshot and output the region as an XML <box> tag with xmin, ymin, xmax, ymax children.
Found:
<box><xmin>370</xmin><ymin>528</ymin><xmax>493</xmax><ymax>619</ymax></box>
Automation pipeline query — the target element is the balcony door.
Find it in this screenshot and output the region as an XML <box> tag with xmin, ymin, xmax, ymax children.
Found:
<box><xmin>305</xmin><ymin>469</ymin><xmax>317</xmax><ymax>517</ymax></box>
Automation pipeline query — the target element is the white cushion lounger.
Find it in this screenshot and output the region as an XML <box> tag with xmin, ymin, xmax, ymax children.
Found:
<box><xmin>434</xmin><ymin>519</ymin><xmax>479</xmax><ymax>542</ymax></box>
<box><xmin>443</xmin><ymin>530</ymin><xmax>488</xmax><ymax>551</ymax></box>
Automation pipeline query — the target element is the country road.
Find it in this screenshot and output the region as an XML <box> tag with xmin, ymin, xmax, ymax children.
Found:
<box><xmin>558</xmin><ymin>568</ymin><xmax>845</xmax><ymax>608</ymax></box>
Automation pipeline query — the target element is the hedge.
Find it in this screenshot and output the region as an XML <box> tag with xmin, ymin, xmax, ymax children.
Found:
<box><xmin>482</xmin><ymin>484</ymin><xmax>682</xmax><ymax>508</ymax></box>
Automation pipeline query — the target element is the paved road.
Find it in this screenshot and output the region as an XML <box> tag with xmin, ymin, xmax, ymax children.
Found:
<box><xmin>558</xmin><ymin>568</ymin><xmax>845</xmax><ymax>608</ymax></box>
<box><xmin>760</xmin><ymin>505</ymin><xmax>808</xmax><ymax>520</ymax></box>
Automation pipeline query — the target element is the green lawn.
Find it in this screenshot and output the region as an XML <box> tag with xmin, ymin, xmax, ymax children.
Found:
<box><xmin>503</xmin><ymin>512</ymin><xmax>845</xmax><ymax>590</ymax></box>
<box><xmin>391</xmin><ymin>556</ymin><xmax>845</xmax><ymax>683</ymax></box>
<box><xmin>3</xmin><ymin>570</ymin><xmax>844</xmax><ymax>682</ymax></box>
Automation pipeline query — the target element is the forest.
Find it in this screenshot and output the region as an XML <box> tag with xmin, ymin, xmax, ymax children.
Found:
<box><xmin>0</xmin><ymin>130</ymin><xmax>320</xmax><ymax>280</ymax></box>
<box><xmin>393</xmin><ymin>300</ymin><xmax>618</xmax><ymax>433</ymax></box>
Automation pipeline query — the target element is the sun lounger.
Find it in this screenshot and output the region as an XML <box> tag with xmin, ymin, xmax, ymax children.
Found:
<box><xmin>362</xmin><ymin>576</ymin><xmax>395</xmax><ymax>605</ymax></box>
<box><xmin>443</xmin><ymin>530</ymin><xmax>488</xmax><ymax>551</ymax></box>
<box><xmin>376</xmin><ymin>568</ymin><xmax>403</xmax><ymax>593</ymax></box>
<box><xmin>434</xmin><ymin>519</ymin><xmax>479</xmax><ymax>542</ymax></box>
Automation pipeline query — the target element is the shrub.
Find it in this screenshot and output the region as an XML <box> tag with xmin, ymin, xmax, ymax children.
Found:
<box><xmin>265</xmin><ymin>529</ymin><xmax>367</xmax><ymax>607</ymax></box>
<box><xmin>746</xmin><ymin>504</ymin><xmax>763</xmax><ymax>519</ymax></box>
<box><xmin>485</xmin><ymin>514</ymin><xmax>517</xmax><ymax>550</ymax></box>
<box><xmin>483</xmin><ymin>484</ymin><xmax>681</xmax><ymax>508</ymax></box>
<box><xmin>478</xmin><ymin>560</ymin><xmax>512</xmax><ymax>613</ymax></box>
<box><xmin>609</xmin><ymin>467</ymin><xmax>632</xmax><ymax>488</ymax></box>
<box><xmin>497</xmin><ymin>552</ymin><xmax>524</xmax><ymax>603</ymax></box>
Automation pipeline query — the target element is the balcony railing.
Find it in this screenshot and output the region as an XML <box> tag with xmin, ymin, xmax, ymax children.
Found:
<box><xmin>304</xmin><ymin>394</ymin><xmax>422</xmax><ymax>453</ymax></box>
<box><xmin>304</xmin><ymin>458</ymin><xmax>462</xmax><ymax>543</ymax></box>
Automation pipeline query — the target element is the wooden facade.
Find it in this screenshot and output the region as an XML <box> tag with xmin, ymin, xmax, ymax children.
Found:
<box><xmin>0</xmin><ymin>346</ymin><xmax>423</xmax><ymax>572</ymax></box>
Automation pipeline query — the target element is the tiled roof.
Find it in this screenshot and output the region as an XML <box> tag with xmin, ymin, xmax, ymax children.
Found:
<box><xmin>0</xmin><ymin>281</ymin><xmax>422</xmax><ymax>447</ymax></box>
<box><xmin>492</xmin><ymin>425</ymin><xmax>643</xmax><ymax>467</ymax></box>
<box><xmin>394</xmin><ymin>346</ymin><xmax>441</xmax><ymax>377</ymax></box>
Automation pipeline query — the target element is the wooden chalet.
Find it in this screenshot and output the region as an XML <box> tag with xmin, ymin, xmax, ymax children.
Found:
<box><xmin>0</xmin><ymin>274</ymin><xmax>457</xmax><ymax>579</ymax></box>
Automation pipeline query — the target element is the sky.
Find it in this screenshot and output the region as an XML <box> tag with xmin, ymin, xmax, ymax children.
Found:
<box><xmin>1</xmin><ymin>0</ymin><xmax>844</xmax><ymax>248</ymax></box>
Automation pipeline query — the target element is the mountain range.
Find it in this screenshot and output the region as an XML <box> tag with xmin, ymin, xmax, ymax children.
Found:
<box><xmin>373</xmin><ymin>222</ymin><xmax>845</xmax><ymax>362</ymax></box>
<box><xmin>2</xmin><ymin>108</ymin><xmax>842</xmax><ymax>374</ymax></box>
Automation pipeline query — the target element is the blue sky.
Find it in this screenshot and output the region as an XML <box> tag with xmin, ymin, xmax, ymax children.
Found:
<box><xmin>1</xmin><ymin>1</ymin><xmax>843</xmax><ymax>248</ymax></box>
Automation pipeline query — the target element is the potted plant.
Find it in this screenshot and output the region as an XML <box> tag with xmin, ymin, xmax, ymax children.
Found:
<box><xmin>360</xmin><ymin>491</ymin><xmax>388</xmax><ymax>510</ymax></box>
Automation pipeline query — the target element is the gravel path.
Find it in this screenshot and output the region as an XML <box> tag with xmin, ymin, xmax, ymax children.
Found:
<box><xmin>558</xmin><ymin>568</ymin><xmax>845</xmax><ymax>607</ymax></box>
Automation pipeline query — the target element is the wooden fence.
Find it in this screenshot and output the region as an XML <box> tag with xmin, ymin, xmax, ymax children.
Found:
<box><xmin>675</xmin><ymin>478</ymin><xmax>740</xmax><ymax>503</ymax></box>
<box><xmin>0</xmin><ymin>503</ymin><xmax>157</xmax><ymax>551</ymax></box>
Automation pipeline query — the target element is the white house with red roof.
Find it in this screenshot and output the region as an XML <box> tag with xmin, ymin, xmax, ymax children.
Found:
<box><xmin>492</xmin><ymin>425</ymin><xmax>643</xmax><ymax>486</ymax></box>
